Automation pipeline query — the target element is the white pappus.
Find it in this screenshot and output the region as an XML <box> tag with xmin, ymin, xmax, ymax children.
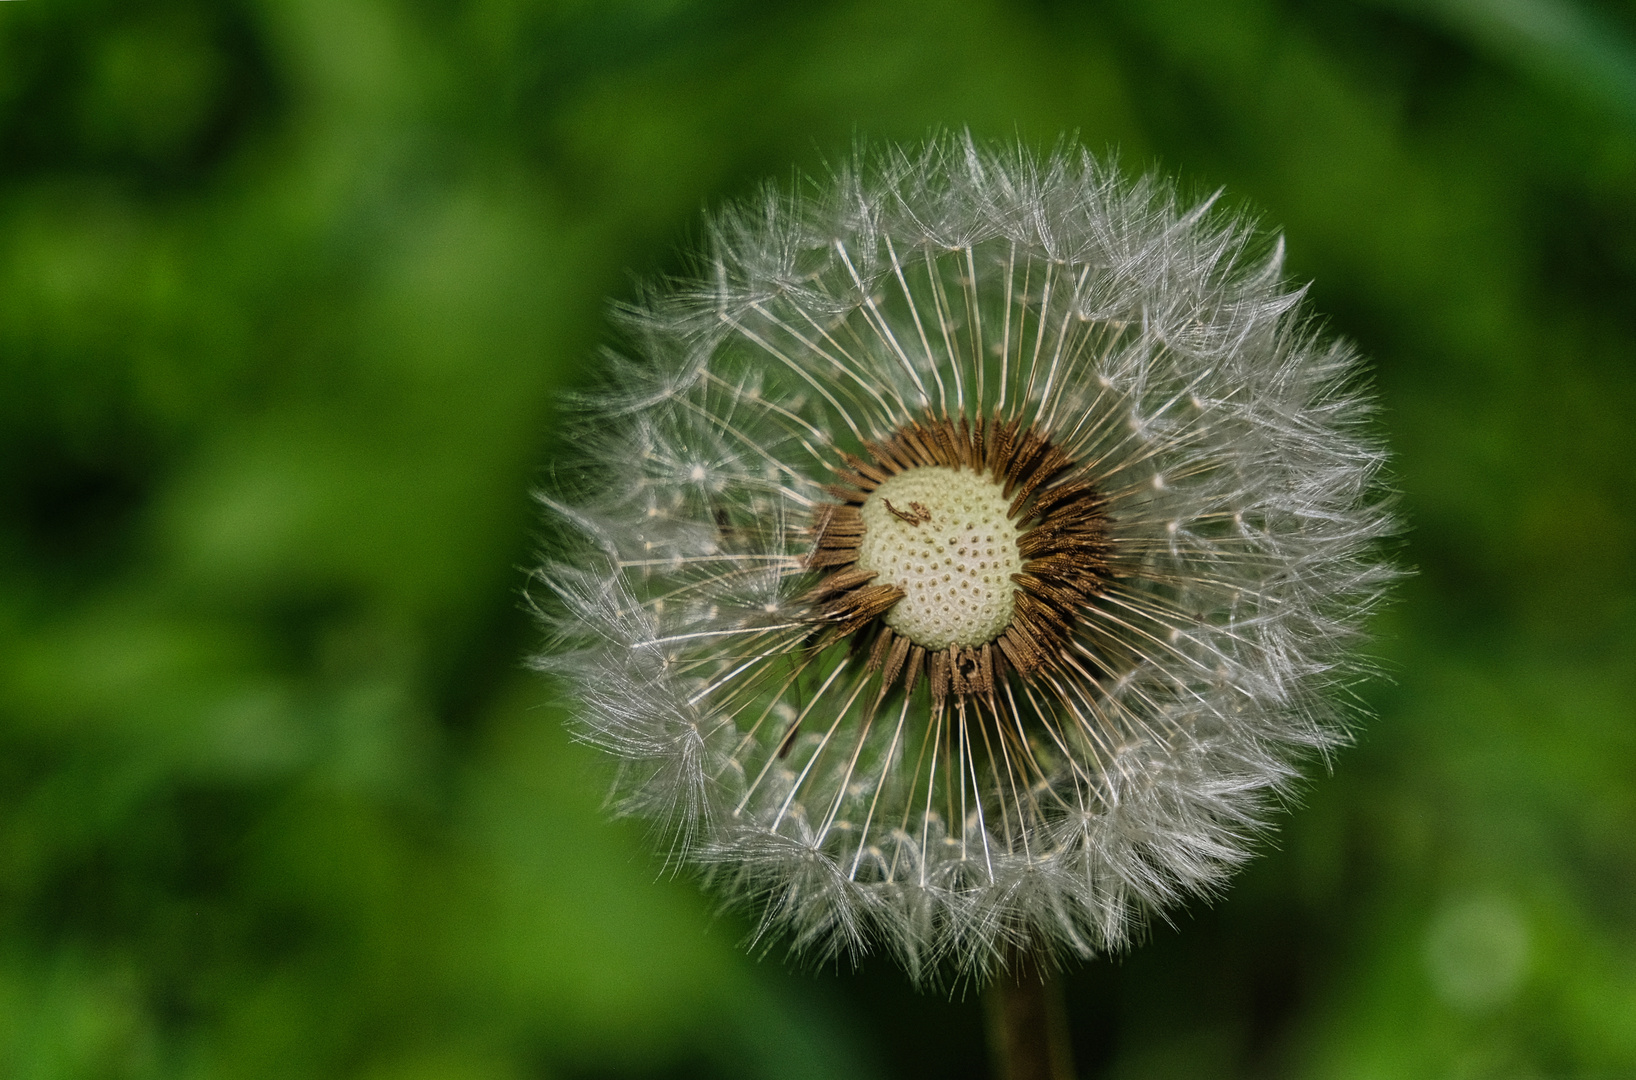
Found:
<box><xmin>532</xmin><ymin>133</ymin><xmax>1398</xmax><ymax>985</ymax></box>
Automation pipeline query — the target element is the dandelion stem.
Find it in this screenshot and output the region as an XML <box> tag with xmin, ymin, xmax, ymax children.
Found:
<box><xmin>984</xmin><ymin>961</ymin><xmax>1074</xmax><ymax>1080</ymax></box>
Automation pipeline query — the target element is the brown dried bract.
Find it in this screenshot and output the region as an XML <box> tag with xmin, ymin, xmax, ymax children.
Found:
<box><xmin>802</xmin><ymin>414</ymin><xmax>1113</xmax><ymax>701</ymax></box>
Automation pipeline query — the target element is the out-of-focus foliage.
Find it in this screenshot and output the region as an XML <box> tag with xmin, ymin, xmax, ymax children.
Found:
<box><xmin>0</xmin><ymin>0</ymin><xmax>1631</xmax><ymax>1077</ymax></box>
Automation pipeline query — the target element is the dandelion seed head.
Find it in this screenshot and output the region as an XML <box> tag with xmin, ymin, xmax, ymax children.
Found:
<box><xmin>532</xmin><ymin>132</ymin><xmax>1398</xmax><ymax>986</ymax></box>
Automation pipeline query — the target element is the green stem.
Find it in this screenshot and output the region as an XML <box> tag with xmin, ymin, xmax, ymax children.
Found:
<box><xmin>984</xmin><ymin>961</ymin><xmax>1075</xmax><ymax>1080</ymax></box>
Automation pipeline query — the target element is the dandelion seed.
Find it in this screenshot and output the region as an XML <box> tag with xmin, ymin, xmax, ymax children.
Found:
<box><xmin>532</xmin><ymin>133</ymin><xmax>1397</xmax><ymax>985</ymax></box>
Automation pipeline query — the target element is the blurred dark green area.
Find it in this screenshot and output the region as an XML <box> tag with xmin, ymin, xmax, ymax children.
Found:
<box><xmin>1</xmin><ymin>0</ymin><xmax>1633</xmax><ymax>1076</ymax></box>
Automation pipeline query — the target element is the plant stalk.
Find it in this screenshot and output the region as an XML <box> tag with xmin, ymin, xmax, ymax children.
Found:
<box><xmin>984</xmin><ymin>961</ymin><xmax>1075</xmax><ymax>1080</ymax></box>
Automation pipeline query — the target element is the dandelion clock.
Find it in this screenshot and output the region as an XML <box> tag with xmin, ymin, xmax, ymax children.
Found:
<box><xmin>532</xmin><ymin>134</ymin><xmax>1396</xmax><ymax>1077</ymax></box>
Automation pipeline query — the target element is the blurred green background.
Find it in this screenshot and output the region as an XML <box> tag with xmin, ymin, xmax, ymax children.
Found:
<box><xmin>1</xmin><ymin>0</ymin><xmax>1633</xmax><ymax>1077</ymax></box>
